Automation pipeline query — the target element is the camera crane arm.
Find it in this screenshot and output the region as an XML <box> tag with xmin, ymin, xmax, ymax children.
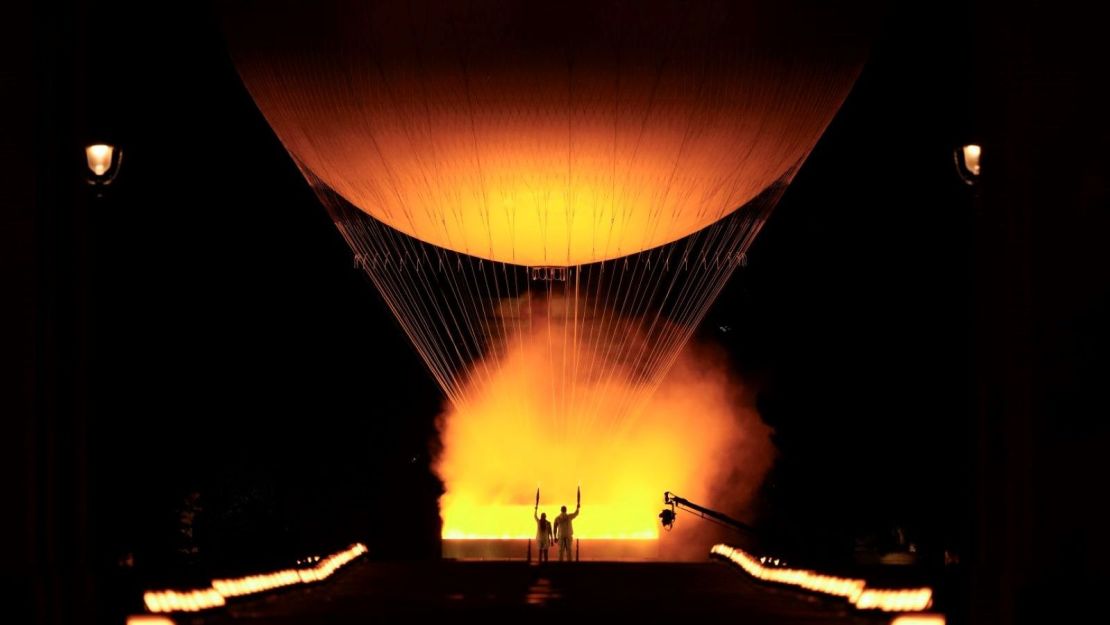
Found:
<box><xmin>660</xmin><ymin>491</ymin><xmax>756</xmax><ymax>534</ymax></box>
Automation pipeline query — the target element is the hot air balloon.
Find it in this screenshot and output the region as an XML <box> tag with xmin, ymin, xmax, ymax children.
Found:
<box><xmin>223</xmin><ymin>0</ymin><xmax>874</xmax><ymax>540</ymax></box>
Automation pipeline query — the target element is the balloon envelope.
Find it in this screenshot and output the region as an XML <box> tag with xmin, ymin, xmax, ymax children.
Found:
<box><xmin>225</xmin><ymin>0</ymin><xmax>873</xmax><ymax>266</ymax></box>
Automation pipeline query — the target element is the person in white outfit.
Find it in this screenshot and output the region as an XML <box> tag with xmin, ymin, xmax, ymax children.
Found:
<box><xmin>553</xmin><ymin>487</ymin><xmax>581</xmax><ymax>561</ymax></box>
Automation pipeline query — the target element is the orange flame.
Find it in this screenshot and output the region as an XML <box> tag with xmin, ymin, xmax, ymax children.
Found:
<box><xmin>437</xmin><ymin>302</ymin><xmax>774</xmax><ymax>542</ymax></box>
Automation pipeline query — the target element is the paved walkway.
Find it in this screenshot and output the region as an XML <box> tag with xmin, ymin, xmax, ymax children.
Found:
<box><xmin>199</xmin><ymin>560</ymin><xmax>889</xmax><ymax>624</ymax></box>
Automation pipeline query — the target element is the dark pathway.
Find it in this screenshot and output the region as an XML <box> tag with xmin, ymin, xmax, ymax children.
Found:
<box><xmin>198</xmin><ymin>560</ymin><xmax>889</xmax><ymax>625</ymax></box>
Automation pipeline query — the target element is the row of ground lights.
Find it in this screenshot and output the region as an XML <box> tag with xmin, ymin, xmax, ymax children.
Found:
<box><xmin>141</xmin><ymin>543</ymin><xmax>367</xmax><ymax>614</ymax></box>
<box><xmin>711</xmin><ymin>544</ymin><xmax>940</xmax><ymax>620</ymax></box>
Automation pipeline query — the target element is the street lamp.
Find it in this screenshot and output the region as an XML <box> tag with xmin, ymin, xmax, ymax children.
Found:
<box><xmin>85</xmin><ymin>143</ymin><xmax>123</xmax><ymax>188</ymax></box>
<box><xmin>954</xmin><ymin>143</ymin><xmax>981</xmax><ymax>185</ymax></box>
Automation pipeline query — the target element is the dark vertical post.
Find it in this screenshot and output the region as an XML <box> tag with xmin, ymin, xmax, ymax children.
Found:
<box><xmin>3</xmin><ymin>2</ymin><xmax>39</xmax><ymax>623</ymax></box>
<box><xmin>967</xmin><ymin>2</ymin><xmax>1110</xmax><ymax>624</ymax></box>
<box><xmin>20</xmin><ymin>1</ymin><xmax>97</xmax><ymax>624</ymax></box>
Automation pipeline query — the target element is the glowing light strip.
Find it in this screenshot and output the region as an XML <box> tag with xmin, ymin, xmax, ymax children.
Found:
<box><xmin>141</xmin><ymin>588</ymin><xmax>225</xmax><ymax>613</ymax></box>
<box><xmin>143</xmin><ymin>543</ymin><xmax>367</xmax><ymax>614</ymax></box>
<box><xmin>890</xmin><ymin>615</ymin><xmax>946</xmax><ymax>625</ymax></box>
<box><xmin>710</xmin><ymin>544</ymin><xmax>934</xmax><ymax>613</ymax></box>
<box><xmin>126</xmin><ymin>617</ymin><xmax>177</xmax><ymax>625</ymax></box>
<box><xmin>443</xmin><ymin>532</ymin><xmax>657</xmax><ymax>540</ymax></box>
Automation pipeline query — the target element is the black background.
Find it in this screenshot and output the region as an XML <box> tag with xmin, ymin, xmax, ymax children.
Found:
<box><xmin>48</xmin><ymin>0</ymin><xmax>971</xmax><ymax>580</ymax></box>
<box><xmin>10</xmin><ymin>1</ymin><xmax>1110</xmax><ymax>624</ymax></box>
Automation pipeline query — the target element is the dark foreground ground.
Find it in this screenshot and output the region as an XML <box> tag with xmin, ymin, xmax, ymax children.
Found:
<box><xmin>193</xmin><ymin>560</ymin><xmax>892</xmax><ymax>625</ymax></box>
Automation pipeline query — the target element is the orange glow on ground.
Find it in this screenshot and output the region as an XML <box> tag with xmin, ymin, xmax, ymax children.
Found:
<box><xmin>142</xmin><ymin>544</ymin><xmax>367</xmax><ymax>614</ymax></box>
<box><xmin>443</xmin><ymin>505</ymin><xmax>658</xmax><ymax>540</ymax></box>
<box><xmin>437</xmin><ymin>305</ymin><xmax>774</xmax><ymax>541</ymax></box>
<box><xmin>712</xmin><ymin>544</ymin><xmax>935</xmax><ymax>613</ymax></box>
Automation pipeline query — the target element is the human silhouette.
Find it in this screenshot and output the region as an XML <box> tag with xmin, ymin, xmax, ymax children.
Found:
<box><xmin>553</xmin><ymin>486</ymin><xmax>581</xmax><ymax>561</ymax></box>
<box><xmin>534</xmin><ymin>507</ymin><xmax>553</xmax><ymax>562</ymax></box>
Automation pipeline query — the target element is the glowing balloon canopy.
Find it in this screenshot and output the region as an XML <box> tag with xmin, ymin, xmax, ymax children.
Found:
<box><xmin>225</xmin><ymin>0</ymin><xmax>872</xmax><ymax>267</ymax></box>
<box><xmin>225</xmin><ymin>0</ymin><xmax>874</xmax><ymax>539</ymax></box>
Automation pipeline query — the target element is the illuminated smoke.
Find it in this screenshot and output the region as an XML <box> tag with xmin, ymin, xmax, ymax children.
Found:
<box><xmin>436</xmin><ymin>297</ymin><xmax>774</xmax><ymax>552</ymax></box>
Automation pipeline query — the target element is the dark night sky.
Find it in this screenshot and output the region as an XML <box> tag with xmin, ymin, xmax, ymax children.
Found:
<box><xmin>18</xmin><ymin>3</ymin><xmax>1110</xmax><ymax>625</ymax></box>
<box><xmin>71</xmin><ymin>0</ymin><xmax>974</xmax><ymax>575</ymax></box>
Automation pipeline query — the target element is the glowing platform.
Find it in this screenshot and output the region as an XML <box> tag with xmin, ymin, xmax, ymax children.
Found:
<box><xmin>442</xmin><ymin>539</ymin><xmax>660</xmax><ymax>562</ymax></box>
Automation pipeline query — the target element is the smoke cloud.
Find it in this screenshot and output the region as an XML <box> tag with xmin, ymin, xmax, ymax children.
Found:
<box><xmin>435</xmin><ymin>296</ymin><xmax>774</xmax><ymax>559</ymax></box>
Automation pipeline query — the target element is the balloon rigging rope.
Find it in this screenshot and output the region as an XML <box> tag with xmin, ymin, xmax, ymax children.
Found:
<box><xmin>293</xmin><ymin>50</ymin><xmax>815</xmax><ymax>441</ymax></box>
<box><xmin>359</xmin><ymin>211</ymin><xmax>758</xmax><ymax>435</ymax></box>
<box><xmin>306</xmin><ymin>141</ymin><xmax>791</xmax><ymax>451</ymax></box>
